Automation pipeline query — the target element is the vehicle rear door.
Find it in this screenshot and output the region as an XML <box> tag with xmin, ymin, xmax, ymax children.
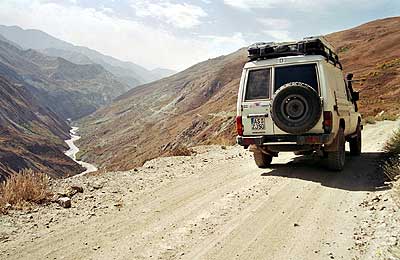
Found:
<box><xmin>272</xmin><ymin>63</ymin><xmax>322</xmax><ymax>135</ymax></box>
<box><xmin>241</xmin><ymin>68</ymin><xmax>274</xmax><ymax>136</ymax></box>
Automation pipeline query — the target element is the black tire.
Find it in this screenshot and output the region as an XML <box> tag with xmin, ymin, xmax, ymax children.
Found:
<box><xmin>271</xmin><ymin>82</ymin><xmax>322</xmax><ymax>134</ymax></box>
<box><xmin>326</xmin><ymin>128</ymin><xmax>346</xmax><ymax>171</ymax></box>
<box><xmin>349</xmin><ymin>123</ymin><xmax>362</xmax><ymax>156</ymax></box>
<box><xmin>253</xmin><ymin>151</ymin><xmax>273</xmax><ymax>168</ymax></box>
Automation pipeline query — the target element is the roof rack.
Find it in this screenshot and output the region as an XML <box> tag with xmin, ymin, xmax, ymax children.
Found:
<box><xmin>248</xmin><ymin>36</ymin><xmax>342</xmax><ymax>69</ymax></box>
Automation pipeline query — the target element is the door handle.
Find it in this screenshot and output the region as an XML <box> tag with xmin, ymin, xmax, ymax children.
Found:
<box><xmin>248</xmin><ymin>113</ymin><xmax>269</xmax><ymax>118</ymax></box>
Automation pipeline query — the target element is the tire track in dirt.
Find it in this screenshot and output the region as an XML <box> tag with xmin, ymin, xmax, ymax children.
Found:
<box><xmin>1</xmin><ymin>120</ymin><xmax>398</xmax><ymax>260</ymax></box>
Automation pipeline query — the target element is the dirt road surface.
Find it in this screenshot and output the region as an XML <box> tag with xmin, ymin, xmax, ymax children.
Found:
<box><xmin>1</xmin><ymin>120</ymin><xmax>399</xmax><ymax>260</ymax></box>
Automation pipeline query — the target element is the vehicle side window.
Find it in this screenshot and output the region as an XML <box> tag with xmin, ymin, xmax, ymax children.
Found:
<box><xmin>245</xmin><ymin>68</ymin><xmax>271</xmax><ymax>100</ymax></box>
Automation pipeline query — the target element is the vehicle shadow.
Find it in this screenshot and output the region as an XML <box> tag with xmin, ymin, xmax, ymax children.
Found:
<box><xmin>261</xmin><ymin>152</ymin><xmax>390</xmax><ymax>192</ymax></box>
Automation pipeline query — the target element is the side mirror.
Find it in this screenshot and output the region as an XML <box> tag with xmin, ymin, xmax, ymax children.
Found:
<box><xmin>352</xmin><ymin>91</ymin><xmax>359</xmax><ymax>102</ymax></box>
<box><xmin>346</xmin><ymin>73</ymin><xmax>354</xmax><ymax>81</ymax></box>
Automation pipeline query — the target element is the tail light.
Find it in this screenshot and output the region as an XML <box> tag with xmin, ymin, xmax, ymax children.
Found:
<box><xmin>236</xmin><ymin>116</ymin><xmax>243</xmax><ymax>136</ymax></box>
<box><xmin>323</xmin><ymin>111</ymin><xmax>333</xmax><ymax>133</ymax></box>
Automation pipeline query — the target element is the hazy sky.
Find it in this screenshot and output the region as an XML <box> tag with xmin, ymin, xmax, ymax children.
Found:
<box><xmin>0</xmin><ymin>0</ymin><xmax>398</xmax><ymax>71</ymax></box>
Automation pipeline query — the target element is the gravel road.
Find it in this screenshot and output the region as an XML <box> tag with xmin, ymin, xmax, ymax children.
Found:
<box><xmin>1</xmin><ymin>120</ymin><xmax>399</xmax><ymax>260</ymax></box>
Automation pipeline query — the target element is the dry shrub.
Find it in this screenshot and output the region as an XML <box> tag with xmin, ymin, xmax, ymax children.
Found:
<box><xmin>363</xmin><ymin>114</ymin><xmax>398</xmax><ymax>125</ymax></box>
<box><xmin>381</xmin><ymin>129</ymin><xmax>400</xmax><ymax>181</ymax></box>
<box><xmin>376</xmin><ymin>113</ymin><xmax>398</xmax><ymax>122</ymax></box>
<box><xmin>382</xmin><ymin>159</ymin><xmax>400</xmax><ymax>181</ymax></box>
<box><xmin>362</xmin><ymin>116</ymin><xmax>376</xmax><ymax>125</ymax></box>
<box><xmin>167</xmin><ymin>145</ymin><xmax>194</xmax><ymax>157</ymax></box>
<box><xmin>384</xmin><ymin>130</ymin><xmax>400</xmax><ymax>260</ymax></box>
<box><xmin>384</xmin><ymin>129</ymin><xmax>400</xmax><ymax>155</ymax></box>
<box><xmin>381</xmin><ymin>129</ymin><xmax>400</xmax><ymax>257</ymax></box>
<box><xmin>0</xmin><ymin>169</ymin><xmax>52</xmax><ymax>213</ymax></box>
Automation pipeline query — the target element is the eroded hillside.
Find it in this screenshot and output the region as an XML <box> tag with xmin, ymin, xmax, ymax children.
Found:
<box><xmin>0</xmin><ymin>38</ymin><xmax>130</xmax><ymax>120</ymax></box>
<box><xmin>0</xmin><ymin>77</ymin><xmax>83</xmax><ymax>180</ymax></box>
<box><xmin>79</xmin><ymin>49</ymin><xmax>247</xmax><ymax>170</ymax></box>
<box><xmin>327</xmin><ymin>16</ymin><xmax>400</xmax><ymax>116</ymax></box>
<box><xmin>79</xmin><ymin>17</ymin><xmax>400</xmax><ymax>172</ymax></box>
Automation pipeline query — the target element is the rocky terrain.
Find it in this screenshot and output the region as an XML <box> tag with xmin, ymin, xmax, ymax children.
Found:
<box><xmin>0</xmin><ymin>76</ymin><xmax>83</xmax><ymax>180</ymax></box>
<box><xmin>78</xmin><ymin>17</ymin><xmax>400</xmax><ymax>172</ymax></box>
<box><xmin>78</xmin><ymin>48</ymin><xmax>246</xmax><ymax>171</ymax></box>
<box><xmin>1</xmin><ymin>120</ymin><xmax>399</xmax><ymax>259</ymax></box>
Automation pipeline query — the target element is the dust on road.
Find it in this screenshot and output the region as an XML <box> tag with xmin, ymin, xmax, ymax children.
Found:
<box><xmin>1</xmin><ymin>120</ymin><xmax>399</xmax><ymax>260</ymax></box>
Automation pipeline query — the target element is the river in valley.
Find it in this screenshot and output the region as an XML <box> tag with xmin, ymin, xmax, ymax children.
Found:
<box><xmin>65</xmin><ymin>126</ymin><xmax>98</xmax><ymax>176</ymax></box>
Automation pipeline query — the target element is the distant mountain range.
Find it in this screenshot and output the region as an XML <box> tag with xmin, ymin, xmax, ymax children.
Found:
<box><xmin>0</xmin><ymin>37</ymin><xmax>130</xmax><ymax>120</ymax></box>
<box><xmin>0</xmin><ymin>25</ymin><xmax>175</xmax><ymax>179</ymax></box>
<box><xmin>78</xmin><ymin>17</ymin><xmax>400</xmax><ymax>172</ymax></box>
<box><xmin>0</xmin><ymin>25</ymin><xmax>176</xmax><ymax>87</ymax></box>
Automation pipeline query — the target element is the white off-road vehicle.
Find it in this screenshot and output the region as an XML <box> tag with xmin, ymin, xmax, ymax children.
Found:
<box><xmin>236</xmin><ymin>37</ymin><xmax>362</xmax><ymax>171</ymax></box>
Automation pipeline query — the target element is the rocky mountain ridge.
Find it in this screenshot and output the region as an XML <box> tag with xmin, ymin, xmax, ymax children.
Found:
<box><xmin>0</xmin><ymin>25</ymin><xmax>176</xmax><ymax>87</ymax></box>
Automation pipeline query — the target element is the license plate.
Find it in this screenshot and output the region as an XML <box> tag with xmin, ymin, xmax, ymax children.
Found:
<box><xmin>251</xmin><ymin>117</ymin><xmax>265</xmax><ymax>130</ymax></box>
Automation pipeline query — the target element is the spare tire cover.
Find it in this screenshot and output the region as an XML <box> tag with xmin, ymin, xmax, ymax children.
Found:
<box><xmin>271</xmin><ymin>82</ymin><xmax>322</xmax><ymax>134</ymax></box>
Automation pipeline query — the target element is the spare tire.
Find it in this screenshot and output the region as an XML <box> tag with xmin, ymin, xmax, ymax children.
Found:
<box><xmin>271</xmin><ymin>82</ymin><xmax>322</xmax><ymax>134</ymax></box>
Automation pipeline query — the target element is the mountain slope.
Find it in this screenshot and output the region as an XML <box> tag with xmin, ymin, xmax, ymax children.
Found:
<box><xmin>0</xmin><ymin>38</ymin><xmax>130</xmax><ymax>120</ymax></box>
<box><xmin>79</xmin><ymin>17</ymin><xmax>400</xmax><ymax>171</ymax></box>
<box><xmin>326</xmin><ymin>16</ymin><xmax>400</xmax><ymax>116</ymax></box>
<box><xmin>78</xmin><ymin>49</ymin><xmax>247</xmax><ymax>170</ymax></box>
<box><xmin>40</xmin><ymin>47</ymin><xmax>143</xmax><ymax>87</ymax></box>
<box><xmin>0</xmin><ymin>76</ymin><xmax>84</xmax><ymax>180</ymax></box>
<box><xmin>40</xmin><ymin>48</ymin><xmax>94</xmax><ymax>65</ymax></box>
<box><xmin>0</xmin><ymin>25</ymin><xmax>171</xmax><ymax>86</ymax></box>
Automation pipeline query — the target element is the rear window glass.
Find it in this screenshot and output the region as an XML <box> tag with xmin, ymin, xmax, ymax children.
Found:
<box><xmin>245</xmin><ymin>68</ymin><xmax>271</xmax><ymax>100</ymax></box>
<box><xmin>274</xmin><ymin>64</ymin><xmax>318</xmax><ymax>92</ymax></box>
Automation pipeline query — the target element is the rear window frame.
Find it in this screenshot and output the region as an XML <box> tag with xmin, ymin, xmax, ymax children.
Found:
<box><xmin>243</xmin><ymin>67</ymin><xmax>273</xmax><ymax>102</ymax></box>
<box><xmin>272</xmin><ymin>62</ymin><xmax>320</xmax><ymax>94</ymax></box>
<box><xmin>242</xmin><ymin>62</ymin><xmax>321</xmax><ymax>102</ymax></box>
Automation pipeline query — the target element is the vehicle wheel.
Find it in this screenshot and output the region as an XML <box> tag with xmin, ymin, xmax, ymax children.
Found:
<box><xmin>349</xmin><ymin>123</ymin><xmax>362</xmax><ymax>156</ymax></box>
<box><xmin>253</xmin><ymin>151</ymin><xmax>273</xmax><ymax>168</ymax></box>
<box><xmin>271</xmin><ymin>82</ymin><xmax>322</xmax><ymax>134</ymax></box>
<box><xmin>326</xmin><ymin>128</ymin><xmax>346</xmax><ymax>171</ymax></box>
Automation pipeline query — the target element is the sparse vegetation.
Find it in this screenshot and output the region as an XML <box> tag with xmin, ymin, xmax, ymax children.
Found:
<box><xmin>377</xmin><ymin>58</ymin><xmax>400</xmax><ymax>70</ymax></box>
<box><xmin>381</xmin><ymin>128</ymin><xmax>400</xmax><ymax>181</ymax></box>
<box><xmin>167</xmin><ymin>145</ymin><xmax>195</xmax><ymax>157</ymax></box>
<box><xmin>376</xmin><ymin>113</ymin><xmax>398</xmax><ymax>122</ymax></box>
<box><xmin>365</xmin><ymin>58</ymin><xmax>400</xmax><ymax>79</ymax></box>
<box><xmin>0</xmin><ymin>170</ymin><xmax>52</xmax><ymax>214</ymax></box>
<box><xmin>338</xmin><ymin>46</ymin><xmax>350</xmax><ymax>53</ymax></box>
<box><xmin>363</xmin><ymin>116</ymin><xmax>376</xmax><ymax>125</ymax></box>
<box><xmin>211</xmin><ymin>135</ymin><xmax>235</xmax><ymax>146</ymax></box>
<box><xmin>381</xmin><ymin>128</ymin><xmax>400</xmax><ymax>260</ymax></box>
<box><xmin>363</xmin><ymin>113</ymin><xmax>398</xmax><ymax>125</ymax></box>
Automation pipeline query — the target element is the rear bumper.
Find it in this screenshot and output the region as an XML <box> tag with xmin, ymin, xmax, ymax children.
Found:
<box><xmin>237</xmin><ymin>133</ymin><xmax>333</xmax><ymax>147</ymax></box>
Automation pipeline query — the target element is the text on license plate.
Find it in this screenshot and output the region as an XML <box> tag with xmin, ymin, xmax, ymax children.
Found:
<box><xmin>251</xmin><ymin>117</ymin><xmax>265</xmax><ymax>130</ymax></box>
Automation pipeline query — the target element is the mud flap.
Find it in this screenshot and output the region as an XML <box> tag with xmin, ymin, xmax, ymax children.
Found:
<box><xmin>324</xmin><ymin>132</ymin><xmax>340</xmax><ymax>152</ymax></box>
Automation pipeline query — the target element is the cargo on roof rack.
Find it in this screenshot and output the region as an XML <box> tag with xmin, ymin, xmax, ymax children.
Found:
<box><xmin>248</xmin><ymin>36</ymin><xmax>342</xmax><ymax>69</ymax></box>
